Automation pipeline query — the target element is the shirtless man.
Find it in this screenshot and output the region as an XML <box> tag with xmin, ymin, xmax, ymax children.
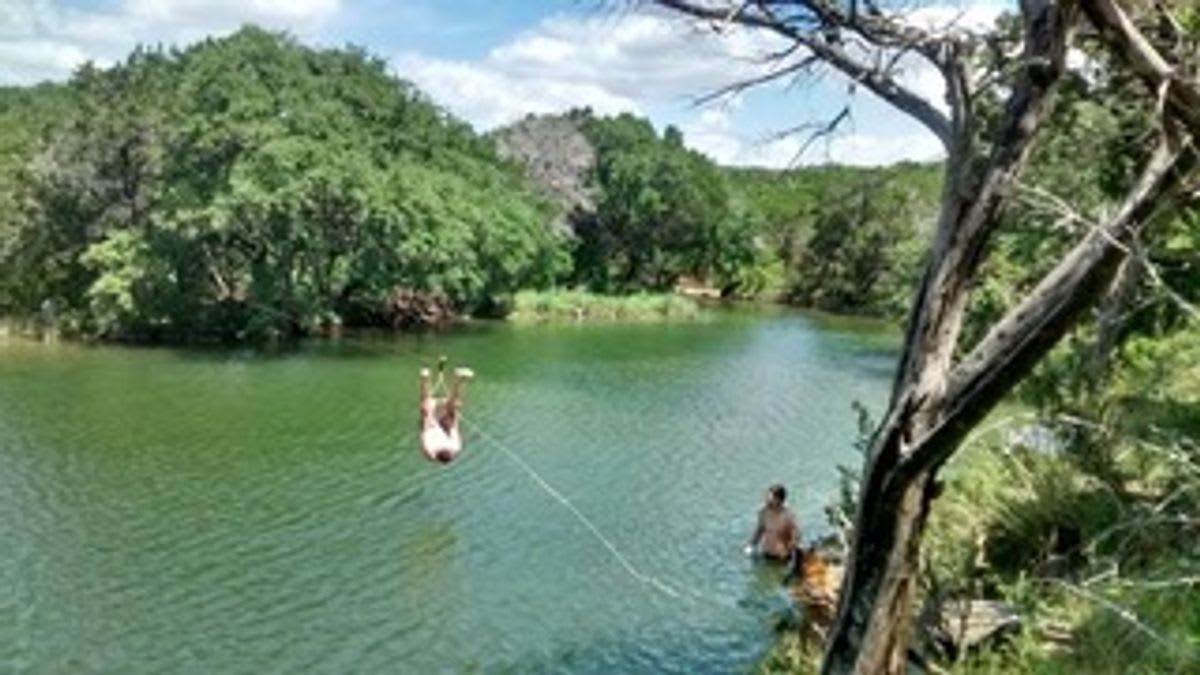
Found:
<box><xmin>745</xmin><ymin>483</ymin><xmax>800</xmax><ymax>561</ymax></box>
<box><xmin>419</xmin><ymin>365</ymin><xmax>473</xmax><ymax>464</ymax></box>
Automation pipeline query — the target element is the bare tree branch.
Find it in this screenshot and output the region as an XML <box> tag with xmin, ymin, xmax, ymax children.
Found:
<box><xmin>889</xmin><ymin>0</ymin><xmax>1077</xmax><ymax>410</ymax></box>
<box><xmin>652</xmin><ymin>0</ymin><xmax>955</xmax><ymax>147</ymax></box>
<box><xmin>1017</xmin><ymin>181</ymin><xmax>1200</xmax><ymax>321</ymax></box>
<box><xmin>1135</xmin><ymin>237</ymin><xmax>1200</xmax><ymax>320</ymax></box>
<box><xmin>751</xmin><ymin>104</ymin><xmax>852</xmax><ymax>166</ymax></box>
<box><xmin>647</xmin><ymin>3</ymin><xmax>1198</xmax><ymax>671</ymax></box>
<box><xmin>1081</xmin><ymin>0</ymin><xmax>1200</xmax><ymax>138</ymax></box>
<box><xmin>692</xmin><ymin>54</ymin><xmax>821</xmax><ymax>105</ymax></box>
<box><xmin>893</xmin><ymin>134</ymin><xmax>1195</xmax><ymax>483</ymax></box>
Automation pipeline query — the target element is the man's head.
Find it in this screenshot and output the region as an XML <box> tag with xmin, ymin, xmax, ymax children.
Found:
<box><xmin>766</xmin><ymin>483</ymin><xmax>787</xmax><ymax>508</ymax></box>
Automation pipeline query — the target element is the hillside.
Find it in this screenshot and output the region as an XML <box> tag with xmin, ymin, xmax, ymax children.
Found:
<box><xmin>0</xmin><ymin>27</ymin><xmax>567</xmax><ymax>341</ymax></box>
<box><xmin>496</xmin><ymin>110</ymin><xmax>943</xmax><ymax>312</ymax></box>
<box><xmin>1</xmin><ymin>28</ymin><xmax>945</xmax><ymax>342</ymax></box>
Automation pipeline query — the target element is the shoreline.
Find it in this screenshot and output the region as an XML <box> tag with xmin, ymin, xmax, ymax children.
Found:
<box><xmin>0</xmin><ymin>295</ymin><xmax>901</xmax><ymax>348</ymax></box>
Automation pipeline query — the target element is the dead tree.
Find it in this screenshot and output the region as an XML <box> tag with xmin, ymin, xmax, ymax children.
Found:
<box><xmin>651</xmin><ymin>1</ymin><xmax>1198</xmax><ymax>672</ymax></box>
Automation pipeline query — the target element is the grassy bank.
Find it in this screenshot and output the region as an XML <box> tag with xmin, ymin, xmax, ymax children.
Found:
<box><xmin>507</xmin><ymin>289</ymin><xmax>700</xmax><ymax>322</ymax></box>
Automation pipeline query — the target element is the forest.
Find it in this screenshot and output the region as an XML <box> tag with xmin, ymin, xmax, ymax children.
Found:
<box><xmin>0</xmin><ymin>26</ymin><xmax>940</xmax><ymax>341</ymax></box>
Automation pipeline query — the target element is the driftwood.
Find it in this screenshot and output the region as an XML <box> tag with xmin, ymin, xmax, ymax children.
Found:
<box><xmin>930</xmin><ymin>599</ymin><xmax>1023</xmax><ymax>661</ymax></box>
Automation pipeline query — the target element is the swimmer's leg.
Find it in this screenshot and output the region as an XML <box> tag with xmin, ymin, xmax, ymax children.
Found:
<box><xmin>440</xmin><ymin>367</ymin><xmax>474</xmax><ymax>430</ymax></box>
<box><xmin>419</xmin><ymin>367</ymin><xmax>438</xmax><ymax>429</ymax></box>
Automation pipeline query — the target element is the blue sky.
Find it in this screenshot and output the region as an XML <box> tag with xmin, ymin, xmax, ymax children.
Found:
<box><xmin>1</xmin><ymin>1</ymin><xmax>1011</xmax><ymax>167</ymax></box>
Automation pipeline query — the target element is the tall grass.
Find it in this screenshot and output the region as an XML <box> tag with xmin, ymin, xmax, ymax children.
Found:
<box><xmin>508</xmin><ymin>289</ymin><xmax>701</xmax><ymax>322</ymax></box>
<box><xmin>928</xmin><ymin>425</ymin><xmax>1200</xmax><ymax>674</ymax></box>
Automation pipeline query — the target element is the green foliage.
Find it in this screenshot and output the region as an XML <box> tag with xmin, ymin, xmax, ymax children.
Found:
<box><xmin>790</xmin><ymin>170</ymin><xmax>933</xmax><ymax>315</ymax></box>
<box><xmin>924</xmin><ymin>407</ymin><xmax>1200</xmax><ymax>674</ymax></box>
<box><xmin>779</xmin><ymin>16</ymin><xmax>1200</xmax><ymax>672</ymax></box>
<box><xmin>80</xmin><ymin>230</ymin><xmax>159</xmax><ymax>337</ymax></box>
<box><xmin>571</xmin><ymin>112</ymin><xmax>762</xmax><ymax>294</ymax></box>
<box><xmin>0</xmin><ymin>28</ymin><xmax>568</xmax><ymax>341</ymax></box>
<box><xmin>2</xmin><ymin>58</ymin><xmax>949</xmax><ymax>340</ymax></box>
<box><xmin>914</xmin><ymin>61</ymin><xmax>1200</xmax><ymax>668</ymax></box>
<box><xmin>569</xmin><ymin>109</ymin><xmax>942</xmax><ymax>311</ymax></box>
<box><xmin>509</xmin><ymin>288</ymin><xmax>699</xmax><ymax>322</ymax></box>
<box><xmin>725</xmin><ymin>162</ymin><xmax>942</xmax><ymax>316</ymax></box>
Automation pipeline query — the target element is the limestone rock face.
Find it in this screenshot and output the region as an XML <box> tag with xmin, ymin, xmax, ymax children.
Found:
<box><xmin>493</xmin><ymin>114</ymin><xmax>596</xmax><ymax>232</ymax></box>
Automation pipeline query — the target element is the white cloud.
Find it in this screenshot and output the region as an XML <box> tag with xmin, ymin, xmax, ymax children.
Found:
<box><xmin>484</xmin><ymin>13</ymin><xmax>785</xmax><ymax>102</ymax></box>
<box><xmin>759</xmin><ymin>128</ymin><xmax>945</xmax><ymax>168</ymax></box>
<box><xmin>679</xmin><ymin>103</ymin><xmax>746</xmax><ymax>165</ymax></box>
<box><xmin>897</xmin><ymin>1</ymin><xmax>1011</xmax><ymax>34</ymax></box>
<box><xmin>0</xmin><ymin>0</ymin><xmax>1003</xmax><ymax>168</ymax></box>
<box><xmin>391</xmin><ymin>3</ymin><xmax>1008</xmax><ymax>167</ymax></box>
<box><xmin>392</xmin><ymin>10</ymin><xmax>790</xmax><ymax>132</ymax></box>
<box><xmin>392</xmin><ymin>52</ymin><xmax>641</xmax><ymax>130</ymax></box>
<box><xmin>821</xmin><ymin>128</ymin><xmax>946</xmax><ymax>167</ymax></box>
<box><xmin>0</xmin><ymin>39</ymin><xmax>88</xmax><ymax>84</ymax></box>
<box><xmin>679</xmin><ymin>99</ymin><xmax>944</xmax><ymax>168</ymax></box>
<box><xmin>882</xmin><ymin>1</ymin><xmax>1010</xmax><ymax>112</ymax></box>
<box><xmin>0</xmin><ymin>0</ymin><xmax>342</xmax><ymax>85</ymax></box>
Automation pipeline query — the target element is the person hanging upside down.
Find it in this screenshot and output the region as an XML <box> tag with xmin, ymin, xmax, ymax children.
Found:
<box><xmin>419</xmin><ymin>363</ymin><xmax>474</xmax><ymax>464</ymax></box>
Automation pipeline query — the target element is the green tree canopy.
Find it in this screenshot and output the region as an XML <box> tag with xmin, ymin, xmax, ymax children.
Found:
<box><xmin>0</xmin><ymin>27</ymin><xmax>568</xmax><ymax>341</ymax></box>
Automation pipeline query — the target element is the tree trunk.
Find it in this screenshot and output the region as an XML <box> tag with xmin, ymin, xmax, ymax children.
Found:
<box><xmin>819</xmin><ymin>4</ymin><xmax>1082</xmax><ymax>670</ymax></box>
<box><xmin>823</xmin><ymin>454</ymin><xmax>938</xmax><ymax>674</ymax></box>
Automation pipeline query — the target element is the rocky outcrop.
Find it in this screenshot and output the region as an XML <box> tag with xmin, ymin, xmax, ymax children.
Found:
<box><xmin>493</xmin><ymin>114</ymin><xmax>596</xmax><ymax>232</ymax></box>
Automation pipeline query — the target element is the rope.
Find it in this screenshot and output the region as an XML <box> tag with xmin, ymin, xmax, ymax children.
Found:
<box><xmin>459</xmin><ymin>417</ymin><xmax>740</xmax><ymax>609</ymax></box>
<box><xmin>417</xmin><ymin>358</ymin><xmax>730</xmax><ymax>607</ymax></box>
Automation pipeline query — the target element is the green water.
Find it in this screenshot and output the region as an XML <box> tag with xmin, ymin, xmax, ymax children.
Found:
<box><xmin>0</xmin><ymin>310</ymin><xmax>897</xmax><ymax>673</ymax></box>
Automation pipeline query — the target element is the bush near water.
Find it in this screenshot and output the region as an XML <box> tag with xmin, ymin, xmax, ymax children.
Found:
<box><xmin>0</xmin><ymin>27</ymin><xmax>567</xmax><ymax>342</ymax></box>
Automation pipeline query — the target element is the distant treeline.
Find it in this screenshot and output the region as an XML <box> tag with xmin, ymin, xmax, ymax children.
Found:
<box><xmin>0</xmin><ymin>26</ymin><xmax>941</xmax><ymax>342</ymax></box>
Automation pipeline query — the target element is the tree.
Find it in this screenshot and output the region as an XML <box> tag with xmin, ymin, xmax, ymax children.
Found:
<box><xmin>789</xmin><ymin>167</ymin><xmax>934</xmax><ymax>315</ymax></box>
<box><xmin>574</xmin><ymin>112</ymin><xmax>734</xmax><ymax>291</ymax></box>
<box><xmin>652</xmin><ymin>1</ymin><xmax>1199</xmax><ymax>672</ymax></box>
<box><xmin>722</xmin><ymin>162</ymin><xmax>942</xmax><ymax>309</ymax></box>
<box><xmin>1</xmin><ymin>27</ymin><xmax>569</xmax><ymax>340</ymax></box>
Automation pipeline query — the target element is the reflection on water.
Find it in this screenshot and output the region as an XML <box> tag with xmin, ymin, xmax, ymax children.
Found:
<box><xmin>0</xmin><ymin>309</ymin><xmax>897</xmax><ymax>673</ymax></box>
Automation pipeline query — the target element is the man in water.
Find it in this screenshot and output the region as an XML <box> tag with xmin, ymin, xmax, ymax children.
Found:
<box><xmin>745</xmin><ymin>484</ymin><xmax>800</xmax><ymax>561</ymax></box>
<box><xmin>419</xmin><ymin>365</ymin><xmax>473</xmax><ymax>464</ymax></box>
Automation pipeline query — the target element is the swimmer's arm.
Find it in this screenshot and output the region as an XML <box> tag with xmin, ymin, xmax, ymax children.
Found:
<box><xmin>745</xmin><ymin>510</ymin><xmax>765</xmax><ymax>554</ymax></box>
<box><xmin>783</xmin><ymin>514</ymin><xmax>800</xmax><ymax>552</ymax></box>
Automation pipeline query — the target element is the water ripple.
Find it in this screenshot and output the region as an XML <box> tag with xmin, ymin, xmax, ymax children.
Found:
<box><xmin>0</xmin><ymin>315</ymin><xmax>896</xmax><ymax>673</ymax></box>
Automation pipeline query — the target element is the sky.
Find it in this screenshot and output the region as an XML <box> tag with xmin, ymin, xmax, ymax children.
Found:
<box><xmin>0</xmin><ymin>0</ymin><xmax>1012</xmax><ymax>168</ymax></box>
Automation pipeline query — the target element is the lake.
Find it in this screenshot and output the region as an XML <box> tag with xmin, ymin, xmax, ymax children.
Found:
<box><xmin>0</xmin><ymin>309</ymin><xmax>897</xmax><ymax>674</ymax></box>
